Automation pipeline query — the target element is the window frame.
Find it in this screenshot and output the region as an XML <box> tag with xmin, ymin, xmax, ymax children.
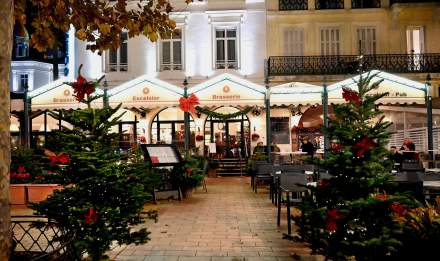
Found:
<box><xmin>283</xmin><ymin>27</ymin><xmax>305</xmax><ymax>56</ymax></box>
<box><xmin>214</xmin><ymin>26</ymin><xmax>239</xmax><ymax>70</ymax></box>
<box><xmin>320</xmin><ymin>27</ymin><xmax>341</xmax><ymax>56</ymax></box>
<box><xmin>105</xmin><ymin>32</ymin><xmax>128</xmax><ymax>72</ymax></box>
<box><xmin>15</xmin><ymin>36</ymin><xmax>29</xmax><ymax>58</ymax></box>
<box><xmin>19</xmin><ymin>74</ymin><xmax>29</xmax><ymax>91</ymax></box>
<box><xmin>356</xmin><ymin>26</ymin><xmax>377</xmax><ymax>55</ymax></box>
<box><xmin>159</xmin><ymin>29</ymin><xmax>184</xmax><ymax>71</ymax></box>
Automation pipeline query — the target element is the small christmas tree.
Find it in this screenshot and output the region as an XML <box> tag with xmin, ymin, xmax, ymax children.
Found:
<box><xmin>32</xmin><ymin>66</ymin><xmax>159</xmax><ymax>261</ymax></box>
<box><xmin>295</xmin><ymin>72</ymin><xmax>420</xmax><ymax>261</ymax></box>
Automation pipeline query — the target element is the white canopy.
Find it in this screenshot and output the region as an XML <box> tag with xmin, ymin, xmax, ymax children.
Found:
<box><xmin>327</xmin><ymin>70</ymin><xmax>427</xmax><ymax>105</ymax></box>
<box><xmin>188</xmin><ymin>73</ymin><xmax>266</xmax><ymax>106</ymax></box>
<box><xmin>108</xmin><ymin>75</ymin><xmax>183</xmax><ymax>108</ymax></box>
<box><xmin>29</xmin><ymin>78</ymin><xmax>103</xmax><ymax>110</ymax></box>
<box><xmin>271</xmin><ymin>82</ymin><xmax>323</xmax><ymax>106</ymax></box>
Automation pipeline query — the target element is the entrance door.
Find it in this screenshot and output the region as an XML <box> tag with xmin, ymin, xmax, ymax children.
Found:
<box><xmin>206</xmin><ymin>117</ymin><xmax>250</xmax><ymax>158</ymax></box>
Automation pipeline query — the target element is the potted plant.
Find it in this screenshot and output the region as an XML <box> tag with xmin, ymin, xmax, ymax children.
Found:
<box><xmin>10</xmin><ymin>146</ymin><xmax>39</xmax><ymax>204</ymax></box>
<box><xmin>208</xmin><ymin>159</ymin><xmax>219</xmax><ymax>178</ymax></box>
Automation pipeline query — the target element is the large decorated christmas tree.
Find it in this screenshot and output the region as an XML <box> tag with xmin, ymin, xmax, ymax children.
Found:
<box><xmin>294</xmin><ymin>72</ymin><xmax>423</xmax><ymax>260</ymax></box>
<box><xmin>32</xmin><ymin>66</ymin><xmax>159</xmax><ymax>261</ymax></box>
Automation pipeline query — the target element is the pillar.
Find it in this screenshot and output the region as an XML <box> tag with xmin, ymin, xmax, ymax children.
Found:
<box><xmin>183</xmin><ymin>78</ymin><xmax>190</xmax><ymax>158</ymax></box>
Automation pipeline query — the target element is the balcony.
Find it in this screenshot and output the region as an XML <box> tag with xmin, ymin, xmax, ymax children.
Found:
<box><xmin>352</xmin><ymin>0</ymin><xmax>381</xmax><ymax>8</ymax></box>
<box><xmin>316</xmin><ymin>0</ymin><xmax>344</xmax><ymax>9</ymax></box>
<box><xmin>267</xmin><ymin>53</ymin><xmax>440</xmax><ymax>76</ymax></box>
<box><xmin>279</xmin><ymin>0</ymin><xmax>308</xmax><ymax>10</ymax></box>
<box><xmin>391</xmin><ymin>0</ymin><xmax>439</xmax><ymax>4</ymax></box>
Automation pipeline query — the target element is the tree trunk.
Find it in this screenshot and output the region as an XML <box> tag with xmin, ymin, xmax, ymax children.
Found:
<box><xmin>0</xmin><ymin>1</ymin><xmax>14</xmax><ymax>260</ymax></box>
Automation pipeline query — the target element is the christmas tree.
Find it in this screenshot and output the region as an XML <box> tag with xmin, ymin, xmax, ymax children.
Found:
<box><xmin>295</xmin><ymin>72</ymin><xmax>420</xmax><ymax>261</ymax></box>
<box><xmin>31</xmin><ymin>66</ymin><xmax>160</xmax><ymax>261</ymax></box>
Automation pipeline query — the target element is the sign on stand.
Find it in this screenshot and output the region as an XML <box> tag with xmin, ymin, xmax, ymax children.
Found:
<box><xmin>140</xmin><ymin>144</ymin><xmax>183</xmax><ymax>201</ymax></box>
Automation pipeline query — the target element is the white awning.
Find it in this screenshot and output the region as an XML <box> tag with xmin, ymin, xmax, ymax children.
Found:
<box><xmin>108</xmin><ymin>75</ymin><xmax>183</xmax><ymax>109</ymax></box>
<box><xmin>270</xmin><ymin>82</ymin><xmax>323</xmax><ymax>106</ymax></box>
<box><xmin>327</xmin><ymin>70</ymin><xmax>427</xmax><ymax>105</ymax></box>
<box><xmin>29</xmin><ymin>78</ymin><xmax>103</xmax><ymax>110</ymax></box>
<box><xmin>188</xmin><ymin>73</ymin><xmax>266</xmax><ymax>106</ymax></box>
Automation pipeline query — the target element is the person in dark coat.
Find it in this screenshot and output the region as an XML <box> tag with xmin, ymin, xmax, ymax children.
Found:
<box><xmin>301</xmin><ymin>136</ymin><xmax>316</xmax><ymax>157</ymax></box>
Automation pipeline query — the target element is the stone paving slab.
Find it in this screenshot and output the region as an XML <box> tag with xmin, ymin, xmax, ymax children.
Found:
<box><xmin>110</xmin><ymin>176</ymin><xmax>324</xmax><ymax>261</ymax></box>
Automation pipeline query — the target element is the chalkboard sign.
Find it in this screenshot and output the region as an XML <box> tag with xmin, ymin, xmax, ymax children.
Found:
<box><xmin>140</xmin><ymin>144</ymin><xmax>183</xmax><ymax>166</ymax></box>
<box><xmin>270</xmin><ymin>117</ymin><xmax>290</xmax><ymax>144</ymax></box>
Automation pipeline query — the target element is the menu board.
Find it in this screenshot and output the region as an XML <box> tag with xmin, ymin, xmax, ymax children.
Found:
<box><xmin>270</xmin><ymin>117</ymin><xmax>290</xmax><ymax>144</ymax></box>
<box><xmin>140</xmin><ymin>144</ymin><xmax>182</xmax><ymax>166</ymax></box>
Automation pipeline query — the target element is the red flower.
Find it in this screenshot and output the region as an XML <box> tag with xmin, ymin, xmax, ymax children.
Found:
<box><xmin>251</xmin><ymin>133</ymin><xmax>260</xmax><ymax>141</ymax></box>
<box><xmin>327</xmin><ymin>209</ymin><xmax>342</xmax><ymax>219</ymax></box>
<box><xmin>17</xmin><ymin>165</ymin><xmax>26</xmax><ymax>173</ymax></box>
<box><xmin>326</xmin><ymin>220</ymin><xmax>338</xmax><ymax>232</ymax></box>
<box><xmin>390</xmin><ymin>203</ymin><xmax>407</xmax><ymax>217</ymax></box>
<box><xmin>179</xmin><ymin>94</ymin><xmax>199</xmax><ymax>114</ymax></box>
<box><xmin>342</xmin><ymin>87</ymin><xmax>361</xmax><ymax>105</ymax></box>
<box><xmin>318</xmin><ymin>179</ymin><xmax>330</xmax><ymax>189</ymax></box>
<box><xmin>195</xmin><ymin>135</ymin><xmax>204</xmax><ymax>142</ymax></box>
<box><xmin>70</xmin><ymin>65</ymin><xmax>96</xmax><ymax>102</ymax></box>
<box><xmin>352</xmin><ymin>136</ymin><xmax>376</xmax><ymax>157</ymax></box>
<box><xmin>331</xmin><ymin>143</ymin><xmax>342</xmax><ymax>153</ymax></box>
<box><xmin>50</xmin><ymin>152</ymin><xmax>70</xmax><ymax>165</ymax></box>
<box><xmin>84</xmin><ymin>208</ymin><xmax>99</xmax><ymax>225</ymax></box>
<box><xmin>138</xmin><ymin>136</ymin><xmax>146</xmax><ymax>143</ymax></box>
<box><xmin>186</xmin><ymin>168</ymin><xmax>193</xmax><ymax>175</ymax></box>
<box><xmin>374</xmin><ymin>193</ymin><xmax>388</xmax><ymax>201</ymax></box>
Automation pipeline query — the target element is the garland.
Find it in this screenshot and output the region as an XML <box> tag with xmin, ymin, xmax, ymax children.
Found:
<box><xmin>195</xmin><ymin>106</ymin><xmax>252</xmax><ymax>120</ymax></box>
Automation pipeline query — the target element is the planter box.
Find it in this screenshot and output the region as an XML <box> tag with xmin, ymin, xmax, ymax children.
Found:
<box><xmin>27</xmin><ymin>184</ymin><xmax>63</xmax><ymax>203</ymax></box>
<box><xmin>10</xmin><ymin>184</ymin><xmax>27</xmax><ymax>205</ymax></box>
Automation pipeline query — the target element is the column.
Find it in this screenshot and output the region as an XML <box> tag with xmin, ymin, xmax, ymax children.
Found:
<box><xmin>183</xmin><ymin>79</ymin><xmax>190</xmax><ymax>158</ymax></box>
<box><xmin>308</xmin><ymin>0</ymin><xmax>316</xmax><ymax>10</ymax></box>
<box><xmin>344</xmin><ymin>0</ymin><xmax>352</xmax><ymax>9</ymax></box>
<box><xmin>381</xmin><ymin>0</ymin><xmax>390</xmax><ymax>8</ymax></box>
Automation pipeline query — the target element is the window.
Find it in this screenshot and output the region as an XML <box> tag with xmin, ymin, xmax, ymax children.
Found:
<box><xmin>15</xmin><ymin>36</ymin><xmax>29</xmax><ymax>58</ymax></box>
<box><xmin>19</xmin><ymin>74</ymin><xmax>29</xmax><ymax>90</ymax></box>
<box><xmin>107</xmin><ymin>32</ymin><xmax>128</xmax><ymax>72</ymax></box>
<box><xmin>406</xmin><ymin>27</ymin><xmax>424</xmax><ymax>54</ymax></box>
<box><xmin>283</xmin><ymin>28</ymin><xmax>304</xmax><ymax>56</ymax></box>
<box><xmin>215</xmin><ymin>28</ymin><xmax>238</xmax><ymax>69</ymax></box>
<box><xmin>160</xmin><ymin>30</ymin><xmax>182</xmax><ymax>71</ymax></box>
<box><xmin>320</xmin><ymin>28</ymin><xmax>340</xmax><ymax>55</ymax></box>
<box><xmin>357</xmin><ymin>27</ymin><xmax>376</xmax><ymax>55</ymax></box>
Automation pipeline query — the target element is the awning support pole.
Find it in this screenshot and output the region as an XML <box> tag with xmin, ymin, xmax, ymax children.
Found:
<box><xmin>183</xmin><ymin>78</ymin><xmax>190</xmax><ymax>158</ymax></box>
<box><xmin>264</xmin><ymin>59</ymin><xmax>272</xmax><ymax>162</ymax></box>
<box><xmin>426</xmin><ymin>74</ymin><xmax>434</xmax><ymax>167</ymax></box>
<box><xmin>23</xmin><ymin>84</ymin><xmax>30</xmax><ymax>148</ymax></box>
<box><xmin>103</xmin><ymin>79</ymin><xmax>109</xmax><ymax>108</ymax></box>
<box><xmin>323</xmin><ymin>83</ymin><xmax>329</xmax><ymax>159</ymax></box>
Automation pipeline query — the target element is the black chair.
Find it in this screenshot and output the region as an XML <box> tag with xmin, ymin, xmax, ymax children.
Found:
<box><xmin>276</xmin><ymin>171</ymin><xmax>308</xmax><ymax>238</ymax></box>
<box><xmin>253</xmin><ymin>164</ymin><xmax>274</xmax><ymax>193</ymax></box>
<box><xmin>250</xmin><ymin>160</ymin><xmax>268</xmax><ymax>189</ymax></box>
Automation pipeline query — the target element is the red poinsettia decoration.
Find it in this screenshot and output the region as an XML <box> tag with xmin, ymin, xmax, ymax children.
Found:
<box><xmin>179</xmin><ymin>94</ymin><xmax>200</xmax><ymax>114</ymax></box>
<box><xmin>84</xmin><ymin>207</ymin><xmax>99</xmax><ymax>225</ymax></box>
<box><xmin>45</xmin><ymin>149</ymin><xmax>70</xmax><ymax>165</ymax></box>
<box><xmin>195</xmin><ymin>134</ymin><xmax>204</xmax><ymax>142</ymax></box>
<box><xmin>138</xmin><ymin>136</ymin><xmax>146</xmax><ymax>143</ymax></box>
<box><xmin>390</xmin><ymin>202</ymin><xmax>407</xmax><ymax>217</ymax></box>
<box><xmin>69</xmin><ymin>65</ymin><xmax>96</xmax><ymax>102</ymax></box>
<box><xmin>352</xmin><ymin>136</ymin><xmax>376</xmax><ymax>157</ymax></box>
<box><xmin>331</xmin><ymin>143</ymin><xmax>343</xmax><ymax>153</ymax></box>
<box><xmin>251</xmin><ymin>133</ymin><xmax>260</xmax><ymax>141</ymax></box>
<box><xmin>342</xmin><ymin>87</ymin><xmax>361</xmax><ymax>105</ymax></box>
<box><xmin>17</xmin><ymin>165</ymin><xmax>26</xmax><ymax>173</ymax></box>
<box><xmin>186</xmin><ymin>168</ymin><xmax>193</xmax><ymax>175</ymax></box>
<box><xmin>326</xmin><ymin>209</ymin><xmax>343</xmax><ymax>232</ymax></box>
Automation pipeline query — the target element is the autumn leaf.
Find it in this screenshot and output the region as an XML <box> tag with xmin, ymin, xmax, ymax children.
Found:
<box><xmin>98</xmin><ymin>23</ymin><xmax>111</xmax><ymax>36</ymax></box>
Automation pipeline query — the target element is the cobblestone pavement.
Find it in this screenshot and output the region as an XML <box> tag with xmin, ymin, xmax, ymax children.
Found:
<box><xmin>109</xmin><ymin>176</ymin><xmax>324</xmax><ymax>261</ymax></box>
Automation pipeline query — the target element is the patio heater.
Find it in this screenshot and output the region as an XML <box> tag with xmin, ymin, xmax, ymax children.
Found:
<box><xmin>183</xmin><ymin>78</ymin><xmax>190</xmax><ymax>158</ymax></box>
<box><xmin>322</xmin><ymin>82</ymin><xmax>329</xmax><ymax>159</ymax></box>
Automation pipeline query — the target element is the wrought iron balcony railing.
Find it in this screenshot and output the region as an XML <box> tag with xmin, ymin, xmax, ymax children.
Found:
<box><xmin>391</xmin><ymin>0</ymin><xmax>439</xmax><ymax>4</ymax></box>
<box><xmin>352</xmin><ymin>0</ymin><xmax>381</xmax><ymax>8</ymax></box>
<box><xmin>267</xmin><ymin>53</ymin><xmax>440</xmax><ymax>76</ymax></box>
<box><xmin>279</xmin><ymin>0</ymin><xmax>308</xmax><ymax>10</ymax></box>
<box><xmin>316</xmin><ymin>0</ymin><xmax>344</xmax><ymax>9</ymax></box>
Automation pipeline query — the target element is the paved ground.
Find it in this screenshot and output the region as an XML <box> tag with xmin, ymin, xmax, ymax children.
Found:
<box><xmin>107</xmin><ymin>176</ymin><xmax>323</xmax><ymax>261</ymax></box>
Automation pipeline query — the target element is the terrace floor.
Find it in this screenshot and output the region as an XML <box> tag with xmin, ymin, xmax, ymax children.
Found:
<box><xmin>107</xmin><ymin>176</ymin><xmax>324</xmax><ymax>261</ymax></box>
